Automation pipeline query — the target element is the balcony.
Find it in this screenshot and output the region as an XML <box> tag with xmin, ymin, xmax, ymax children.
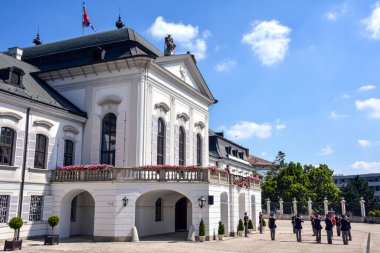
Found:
<box><xmin>50</xmin><ymin>166</ymin><xmax>261</xmax><ymax>190</ymax></box>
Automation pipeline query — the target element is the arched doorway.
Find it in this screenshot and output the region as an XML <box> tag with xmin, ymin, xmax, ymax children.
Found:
<box><xmin>135</xmin><ymin>190</ymin><xmax>192</xmax><ymax>237</ymax></box>
<box><xmin>175</xmin><ymin>197</ymin><xmax>188</xmax><ymax>231</ymax></box>
<box><xmin>220</xmin><ymin>192</ymin><xmax>229</xmax><ymax>236</ymax></box>
<box><xmin>59</xmin><ymin>190</ymin><xmax>95</xmax><ymax>238</ymax></box>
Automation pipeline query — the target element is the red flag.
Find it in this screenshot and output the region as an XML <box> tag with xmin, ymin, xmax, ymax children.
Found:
<box><xmin>82</xmin><ymin>2</ymin><xmax>96</xmax><ymax>32</ymax></box>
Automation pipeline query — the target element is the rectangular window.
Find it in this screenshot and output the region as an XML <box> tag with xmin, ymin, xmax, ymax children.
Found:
<box><xmin>29</xmin><ymin>195</ymin><xmax>43</xmax><ymax>221</ymax></box>
<box><xmin>34</xmin><ymin>134</ymin><xmax>47</xmax><ymax>169</ymax></box>
<box><xmin>70</xmin><ymin>196</ymin><xmax>77</xmax><ymax>222</ymax></box>
<box><xmin>0</xmin><ymin>195</ymin><xmax>10</xmax><ymax>223</ymax></box>
<box><xmin>64</xmin><ymin>140</ymin><xmax>74</xmax><ymax>166</ymax></box>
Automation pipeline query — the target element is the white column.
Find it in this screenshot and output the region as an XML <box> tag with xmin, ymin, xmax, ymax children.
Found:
<box><xmin>323</xmin><ymin>197</ymin><xmax>329</xmax><ymax>216</ymax></box>
<box><xmin>292</xmin><ymin>197</ymin><xmax>297</xmax><ymax>215</ymax></box>
<box><xmin>266</xmin><ymin>198</ymin><xmax>271</xmax><ymax>218</ymax></box>
<box><xmin>279</xmin><ymin>198</ymin><xmax>284</xmax><ymax>215</ymax></box>
<box><xmin>340</xmin><ymin>197</ymin><xmax>346</xmax><ymax>215</ymax></box>
<box><xmin>360</xmin><ymin>197</ymin><xmax>366</xmax><ymax>217</ymax></box>
<box><xmin>307</xmin><ymin>197</ymin><xmax>313</xmax><ymax>216</ymax></box>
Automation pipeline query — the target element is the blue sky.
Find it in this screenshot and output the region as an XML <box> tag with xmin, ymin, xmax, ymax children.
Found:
<box><xmin>1</xmin><ymin>1</ymin><xmax>380</xmax><ymax>175</ymax></box>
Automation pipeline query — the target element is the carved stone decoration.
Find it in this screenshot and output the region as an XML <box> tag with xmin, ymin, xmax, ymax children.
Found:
<box><xmin>179</xmin><ymin>65</ymin><xmax>187</xmax><ymax>80</ymax></box>
<box><xmin>164</xmin><ymin>34</ymin><xmax>176</xmax><ymax>56</ymax></box>
<box><xmin>177</xmin><ymin>112</ymin><xmax>190</xmax><ymax>123</ymax></box>
<box><xmin>63</xmin><ymin>125</ymin><xmax>80</xmax><ymax>135</ymax></box>
<box><xmin>0</xmin><ymin>111</ymin><xmax>23</xmax><ymax>123</ymax></box>
<box><xmin>33</xmin><ymin>120</ymin><xmax>54</xmax><ymax>130</ymax></box>
<box><xmin>97</xmin><ymin>95</ymin><xmax>122</xmax><ymax>106</ymax></box>
<box><xmin>194</xmin><ymin>121</ymin><xmax>206</xmax><ymax>130</ymax></box>
<box><xmin>154</xmin><ymin>102</ymin><xmax>170</xmax><ymax>114</ymax></box>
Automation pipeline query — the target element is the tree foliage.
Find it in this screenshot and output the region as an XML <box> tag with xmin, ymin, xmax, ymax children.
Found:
<box><xmin>262</xmin><ymin>159</ymin><xmax>341</xmax><ymax>205</ymax></box>
<box><xmin>341</xmin><ymin>176</ymin><xmax>378</xmax><ymax>208</ymax></box>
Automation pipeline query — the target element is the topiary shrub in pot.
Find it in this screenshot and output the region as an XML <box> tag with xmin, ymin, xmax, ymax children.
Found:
<box><xmin>237</xmin><ymin>218</ymin><xmax>244</xmax><ymax>237</ymax></box>
<box><xmin>44</xmin><ymin>215</ymin><xmax>60</xmax><ymax>245</ymax></box>
<box><xmin>199</xmin><ymin>218</ymin><xmax>206</xmax><ymax>242</ymax></box>
<box><xmin>218</xmin><ymin>221</ymin><xmax>225</xmax><ymax>240</ymax></box>
<box><xmin>262</xmin><ymin>217</ymin><xmax>267</xmax><ymax>231</ymax></box>
<box><xmin>248</xmin><ymin>219</ymin><xmax>254</xmax><ymax>234</ymax></box>
<box><xmin>4</xmin><ymin>217</ymin><xmax>23</xmax><ymax>251</ymax></box>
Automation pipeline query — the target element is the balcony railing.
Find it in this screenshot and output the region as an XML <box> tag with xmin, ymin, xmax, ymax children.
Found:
<box><xmin>51</xmin><ymin>167</ymin><xmax>261</xmax><ymax>189</ymax></box>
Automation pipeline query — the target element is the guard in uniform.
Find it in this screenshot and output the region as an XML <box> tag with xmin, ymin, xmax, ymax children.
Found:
<box><xmin>325</xmin><ymin>214</ymin><xmax>333</xmax><ymax>244</ymax></box>
<box><xmin>341</xmin><ymin>215</ymin><xmax>349</xmax><ymax>245</ymax></box>
<box><xmin>259</xmin><ymin>212</ymin><xmax>263</xmax><ymax>234</ymax></box>
<box><xmin>314</xmin><ymin>214</ymin><xmax>322</xmax><ymax>243</ymax></box>
<box><xmin>335</xmin><ymin>215</ymin><xmax>341</xmax><ymax>236</ymax></box>
<box><xmin>244</xmin><ymin>212</ymin><xmax>249</xmax><ymax>237</ymax></box>
<box><xmin>269</xmin><ymin>212</ymin><xmax>277</xmax><ymax>240</ymax></box>
<box><xmin>294</xmin><ymin>214</ymin><xmax>304</xmax><ymax>242</ymax></box>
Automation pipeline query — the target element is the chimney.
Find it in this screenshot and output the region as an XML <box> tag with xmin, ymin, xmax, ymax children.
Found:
<box><xmin>8</xmin><ymin>47</ymin><xmax>23</xmax><ymax>60</ymax></box>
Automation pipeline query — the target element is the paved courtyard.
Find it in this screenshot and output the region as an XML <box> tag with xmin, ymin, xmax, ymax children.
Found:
<box><xmin>18</xmin><ymin>220</ymin><xmax>380</xmax><ymax>253</ymax></box>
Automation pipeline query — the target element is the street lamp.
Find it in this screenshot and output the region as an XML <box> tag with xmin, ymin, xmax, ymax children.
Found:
<box><xmin>198</xmin><ymin>196</ymin><xmax>206</xmax><ymax>208</ymax></box>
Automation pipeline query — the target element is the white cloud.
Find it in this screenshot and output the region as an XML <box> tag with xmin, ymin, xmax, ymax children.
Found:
<box><xmin>223</xmin><ymin>119</ymin><xmax>285</xmax><ymax>140</ymax></box>
<box><xmin>215</xmin><ymin>59</ymin><xmax>237</xmax><ymax>72</ymax></box>
<box><xmin>147</xmin><ymin>16</ymin><xmax>208</xmax><ymax>60</ymax></box>
<box><xmin>334</xmin><ymin>93</ymin><xmax>350</xmax><ymax>100</ymax></box>
<box><xmin>357</xmin><ymin>139</ymin><xmax>372</xmax><ymax>148</ymax></box>
<box><xmin>225</xmin><ymin>121</ymin><xmax>272</xmax><ymax>140</ymax></box>
<box><xmin>275</xmin><ymin>119</ymin><xmax>286</xmax><ymax>130</ymax></box>
<box><xmin>324</xmin><ymin>3</ymin><xmax>348</xmax><ymax>21</ymax></box>
<box><xmin>318</xmin><ymin>145</ymin><xmax>334</xmax><ymax>156</ymax></box>
<box><xmin>358</xmin><ymin>84</ymin><xmax>376</xmax><ymax>92</ymax></box>
<box><xmin>362</xmin><ymin>1</ymin><xmax>380</xmax><ymax>40</ymax></box>
<box><xmin>355</xmin><ymin>98</ymin><xmax>380</xmax><ymax>118</ymax></box>
<box><xmin>330</xmin><ymin>110</ymin><xmax>349</xmax><ymax>119</ymax></box>
<box><xmin>351</xmin><ymin>161</ymin><xmax>380</xmax><ymax>172</ymax></box>
<box><xmin>242</xmin><ymin>20</ymin><xmax>291</xmax><ymax>66</ymax></box>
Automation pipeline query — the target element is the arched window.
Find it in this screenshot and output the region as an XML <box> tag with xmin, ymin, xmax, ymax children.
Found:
<box><xmin>101</xmin><ymin>113</ymin><xmax>117</xmax><ymax>166</ymax></box>
<box><xmin>179</xmin><ymin>126</ymin><xmax>185</xmax><ymax>165</ymax></box>
<box><xmin>157</xmin><ymin>118</ymin><xmax>165</xmax><ymax>165</ymax></box>
<box><xmin>64</xmin><ymin>140</ymin><xmax>74</xmax><ymax>166</ymax></box>
<box><xmin>196</xmin><ymin>134</ymin><xmax>202</xmax><ymax>166</ymax></box>
<box><xmin>34</xmin><ymin>134</ymin><xmax>48</xmax><ymax>169</ymax></box>
<box><xmin>155</xmin><ymin>198</ymin><xmax>162</xmax><ymax>221</ymax></box>
<box><xmin>0</xmin><ymin>127</ymin><xmax>15</xmax><ymax>165</ymax></box>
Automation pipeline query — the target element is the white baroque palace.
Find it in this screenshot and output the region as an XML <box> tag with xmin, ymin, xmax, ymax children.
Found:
<box><xmin>0</xmin><ymin>27</ymin><xmax>261</xmax><ymax>241</ymax></box>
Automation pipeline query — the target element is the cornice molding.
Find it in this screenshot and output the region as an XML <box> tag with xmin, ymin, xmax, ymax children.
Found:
<box><xmin>0</xmin><ymin>111</ymin><xmax>23</xmax><ymax>123</ymax></box>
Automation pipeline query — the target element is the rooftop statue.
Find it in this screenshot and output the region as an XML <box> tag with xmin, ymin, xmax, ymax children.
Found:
<box><xmin>164</xmin><ymin>34</ymin><xmax>176</xmax><ymax>56</ymax></box>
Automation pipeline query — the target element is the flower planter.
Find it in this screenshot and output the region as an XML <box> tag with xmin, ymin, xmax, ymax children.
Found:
<box><xmin>248</xmin><ymin>229</ymin><xmax>253</xmax><ymax>234</ymax></box>
<box><xmin>218</xmin><ymin>234</ymin><xmax>224</xmax><ymax>240</ymax></box>
<box><xmin>44</xmin><ymin>235</ymin><xmax>59</xmax><ymax>245</ymax></box>
<box><xmin>199</xmin><ymin>236</ymin><xmax>206</xmax><ymax>242</ymax></box>
<box><xmin>237</xmin><ymin>231</ymin><xmax>244</xmax><ymax>237</ymax></box>
<box><xmin>3</xmin><ymin>239</ymin><xmax>22</xmax><ymax>251</ymax></box>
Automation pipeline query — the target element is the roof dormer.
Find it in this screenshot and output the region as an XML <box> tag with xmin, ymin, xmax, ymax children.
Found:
<box><xmin>0</xmin><ymin>66</ymin><xmax>25</xmax><ymax>87</ymax></box>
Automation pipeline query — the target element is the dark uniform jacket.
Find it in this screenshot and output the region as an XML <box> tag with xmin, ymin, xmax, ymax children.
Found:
<box><xmin>341</xmin><ymin>218</ymin><xmax>349</xmax><ymax>231</ymax></box>
<box><xmin>269</xmin><ymin>217</ymin><xmax>277</xmax><ymax>229</ymax></box>
<box><xmin>313</xmin><ymin>217</ymin><xmax>322</xmax><ymax>230</ymax></box>
<box><xmin>295</xmin><ymin>217</ymin><xmax>304</xmax><ymax>229</ymax></box>
<box><xmin>336</xmin><ymin>217</ymin><xmax>341</xmax><ymax>226</ymax></box>
<box><xmin>325</xmin><ymin>217</ymin><xmax>333</xmax><ymax>231</ymax></box>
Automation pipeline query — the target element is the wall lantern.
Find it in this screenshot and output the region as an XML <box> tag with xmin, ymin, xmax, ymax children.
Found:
<box><xmin>198</xmin><ymin>196</ymin><xmax>206</xmax><ymax>208</ymax></box>
<box><xmin>122</xmin><ymin>196</ymin><xmax>128</xmax><ymax>207</ymax></box>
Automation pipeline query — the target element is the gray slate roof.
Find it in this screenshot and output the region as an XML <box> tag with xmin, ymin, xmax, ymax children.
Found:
<box><xmin>22</xmin><ymin>28</ymin><xmax>163</xmax><ymax>72</ymax></box>
<box><xmin>209</xmin><ymin>129</ymin><xmax>249</xmax><ymax>161</ymax></box>
<box><xmin>0</xmin><ymin>53</ymin><xmax>86</xmax><ymax>117</ymax></box>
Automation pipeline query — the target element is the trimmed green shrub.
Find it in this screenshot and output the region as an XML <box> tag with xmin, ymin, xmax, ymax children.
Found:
<box><xmin>9</xmin><ymin>217</ymin><xmax>23</xmax><ymax>230</ymax></box>
<box><xmin>248</xmin><ymin>219</ymin><xmax>253</xmax><ymax>229</ymax></box>
<box><xmin>238</xmin><ymin>218</ymin><xmax>244</xmax><ymax>231</ymax></box>
<box><xmin>199</xmin><ymin>218</ymin><xmax>205</xmax><ymax>236</ymax></box>
<box><xmin>369</xmin><ymin>211</ymin><xmax>375</xmax><ymax>217</ymax></box>
<box><xmin>48</xmin><ymin>215</ymin><xmax>60</xmax><ymax>236</ymax></box>
<box><xmin>8</xmin><ymin>217</ymin><xmax>23</xmax><ymax>240</ymax></box>
<box><xmin>262</xmin><ymin>218</ymin><xmax>267</xmax><ymax>227</ymax></box>
<box><xmin>375</xmin><ymin>210</ymin><xmax>380</xmax><ymax>217</ymax></box>
<box><xmin>218</xmin><ymin>221</ymin><xmax>225</xmax><ymax>235</ymax></box>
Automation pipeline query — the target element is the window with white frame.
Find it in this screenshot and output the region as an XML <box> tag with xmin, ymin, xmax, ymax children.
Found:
<box><xmin>0</xmin><ymin>195</ymin><xmax>10</xmax><ymax>223</ymax></box>
<box><xmin>0</xmin><ymin>127</ymin><xmax>15</xmax><ymax>165</ymax></box>
<box><xmin>179</xmin><ymin>126</ymin><xmax>185</xmax><ymax>166</ymax></box>
<box><xmin>29</xmin><ymin>195</ymin><xmax>43</xmax><ymax>221</ymax></box>
<box><xmin>34</xmin><ymin>134</ymin><xmax>48</xmax><ymax>169</ymax></box>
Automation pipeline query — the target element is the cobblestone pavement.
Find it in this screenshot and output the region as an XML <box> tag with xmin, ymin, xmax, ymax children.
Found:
<box><xmin>18</xmin><ymin>220</ymin><xmax>380</xmax><ymax>253</ymax></box>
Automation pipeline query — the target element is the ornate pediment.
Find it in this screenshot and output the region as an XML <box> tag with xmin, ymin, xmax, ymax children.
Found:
<box><xmin>177</xmin><ymin>112</ymin><xmax>190</xmax><ymax>122</ymax></box>
<box><xmin>154</xmin><ymin>102</ymin><xmax>170</xmax><ymax>114</ymax></box>
<box><xmin>63</xmin><ymin>125</ymin><xmax>80</xmax><ymax>135</ymax></box>
<box><xmin>97</xmin><ymin>95</ymin><xmax>122</xmax><ymax>106</ymax></box>
<box><xmin>194</xmin><ymin>121</ymin><xmax>206</xmax><ymax>130</ymax></box>
<box><xmin>0</xmin><ymin>111</ymin><xmax>22</xmax><ymax>123</ymax></box>
<box><xmin>33</xmin><ymin>120</ymin><xmax>54</xmax><ymax>130</ymax></box>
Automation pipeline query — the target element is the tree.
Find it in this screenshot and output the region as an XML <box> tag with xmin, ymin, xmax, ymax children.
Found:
<box><xmin>267</xmin><ymin>151</ymin><xmax>286</xmax><ymax>177</ymax></box>
<box><xmin>262</xmin><ymin>162</ymin><xmax>341</xmax><ymax>205</ymax></box>
<box><xmin>342</xmin><ymin>176</ymin><xmax>378</xmax><ymax>209</ymax></box>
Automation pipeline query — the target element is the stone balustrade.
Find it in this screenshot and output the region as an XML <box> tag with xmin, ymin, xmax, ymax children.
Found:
<box><xmin>51</xmin><ymin>167</ymin><xmax>261</xmax><ymax>189</ymax></box>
